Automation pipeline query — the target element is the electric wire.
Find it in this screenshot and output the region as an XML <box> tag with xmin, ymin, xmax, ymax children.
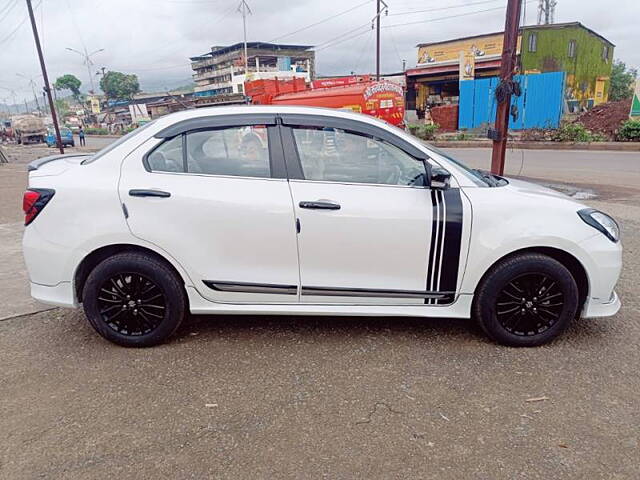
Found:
<box><xmin>268</xmin><ymin>0</ymin><xmax>373</xmax><ymax>43</ymax></box>
<box><xmin>0</xmin><ymin>0</ymin><xmax>41</xmax><ymax>47</ymax></box>
<box><xmin>388</xmin><ymin>0</ymin><xmax>502</xmax><ymax>16</ymax></box>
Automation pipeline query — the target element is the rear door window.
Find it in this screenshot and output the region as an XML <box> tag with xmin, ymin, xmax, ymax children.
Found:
<box><xmin>185</xmin><ymin>126</ymin><xmax>270</xmax><ymax>178</ymax></box>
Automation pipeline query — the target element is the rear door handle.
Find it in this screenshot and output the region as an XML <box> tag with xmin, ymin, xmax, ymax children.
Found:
<box><xmin>129</xmin><ymin>189</ymin><xmax>171</xmax><ymax>198</ymax></box>
<box><xmin>299</xmin><ymin>200</ymin><xmax>341</xmax><ymax>210</ymax></box>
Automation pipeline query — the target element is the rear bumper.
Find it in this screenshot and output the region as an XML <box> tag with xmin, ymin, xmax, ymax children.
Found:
<box><xmin>30</xmin><ymin>281</ymin><xmax>77</xmax><ymax>308</ymax></box>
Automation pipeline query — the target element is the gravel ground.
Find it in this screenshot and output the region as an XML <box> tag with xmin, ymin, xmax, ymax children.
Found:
<box><xmin>1</xmin><ymin>144</ymin><xmax>638</xmax><ymax>479</ymax></box>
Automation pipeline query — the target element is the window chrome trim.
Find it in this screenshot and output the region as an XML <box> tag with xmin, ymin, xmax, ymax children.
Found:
<box><xmin>141</xmin><ymin>170</ymin><xmax>288</xmax><ymax>182</ymax></box>
<box><xmin>288</xmin><ymin>178</ymin><xmax>429</xmax><ymax>190</ymax></box>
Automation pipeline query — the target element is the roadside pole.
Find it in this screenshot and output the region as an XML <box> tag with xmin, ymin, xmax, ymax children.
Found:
<box><xmin>376</xmin><ymin>0</ymin><xmax>381</xmax><ymax>80</ymax></box>
<box><xmin>26</xmin><ymin>0</ymin><xmax>64</xmax><ymax>154</ymax></box>
<box><xmin>490</xmin><ymin>0</ymin><xmax>523</xmax><ymax>175</ymax></box>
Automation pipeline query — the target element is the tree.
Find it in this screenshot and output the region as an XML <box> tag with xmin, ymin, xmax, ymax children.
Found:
<box><xmin>54</xmin><ymin>74</ymin><xmax>82</xmax><ymax>101</ymax></box>
<box><xmin>99</xmin><ymin>71</ymin><xmax>140</xmax><ymax>100</ymax></box>
<box><xmin>54</xmin><ymin>99</ymin><xmax>70</xmax><ymax>117</ymax></box>
<box><xmin>609</xmin><ymin>60</ymin><xmax>638</xmax><ymax>101</ymax></box>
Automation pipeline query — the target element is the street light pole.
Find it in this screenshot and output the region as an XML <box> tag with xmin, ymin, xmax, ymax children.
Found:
<box><xmin>17</xmin><ymin>74</ymin><xmax>41</xmax><ymax>114</ymax></box>
<box><xmin>238</xmin><ymin>0</ymin><xmax>252</xmax><ymax>75</ymax></box>
<box><xmin>26</xmin><ymin>0</ymin><xmax>64</xmax><ymax>154</ymax></box>
<box><xmin>490</xmin><ymin>0</ymin><xmax>523</xmax><ymax>175</ymax></box>
<box><xmin>65</xmin><ymin>47</ymin><xmax>105</xmax><ymax>94</ymax></box>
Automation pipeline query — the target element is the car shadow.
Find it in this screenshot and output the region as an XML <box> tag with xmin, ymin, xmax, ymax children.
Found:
<box><xmin>172</xmin><ymin>313</ymin><xmax>482</xmax><ymax>345</ymax></box>
<box><xmin>169</xmin><ymin>312</ymin><xmax>616</xmax><ymax>348</ymax></box>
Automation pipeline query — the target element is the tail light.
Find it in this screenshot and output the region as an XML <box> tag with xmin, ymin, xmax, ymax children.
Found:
<box><xmin>23</xmin><ymin>188</ymin><xmax>55</xmax><ymax>226</ymax></box>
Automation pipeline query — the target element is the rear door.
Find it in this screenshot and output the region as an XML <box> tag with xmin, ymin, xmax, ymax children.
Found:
<box><xmin>118</xmin><ymin>114</ymin><xmax>300</xmax><ymax>304</ymax></box>
<box><xmin>280</xmin><ymin>114</ymin><xmax>464</xmax><ymax>305</ymax></box>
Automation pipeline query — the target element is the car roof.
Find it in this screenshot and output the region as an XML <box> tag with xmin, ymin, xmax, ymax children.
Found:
<box><xmin>151</xmin><ymin>105</ymin><xmax>393</xmax><ymax>131</ymax></box>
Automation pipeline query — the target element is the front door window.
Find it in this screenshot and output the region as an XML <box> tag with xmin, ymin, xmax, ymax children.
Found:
<box><xmin>292</xmin><ymin>127</ymin><xmax>428</xmax><ymax>187</ymax></box>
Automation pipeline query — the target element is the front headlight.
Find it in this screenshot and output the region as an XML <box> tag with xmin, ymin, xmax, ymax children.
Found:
<box><xmin>578</xmin><ymin>208</ymin><xmax>620</xmax><ymax>242</ymax></box>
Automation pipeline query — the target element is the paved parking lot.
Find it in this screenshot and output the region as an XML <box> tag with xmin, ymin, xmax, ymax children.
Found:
<box><xmin>1</xmin><ymin>144</ymin><xmax>639</xmax><ymax>479</ymax></box>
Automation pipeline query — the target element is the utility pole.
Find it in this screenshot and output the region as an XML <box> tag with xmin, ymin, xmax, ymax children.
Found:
<box><xmin>26</xmin><ymin>0</ymin><xmax>64</xmax><ymax>154</ymax></box>
<box><xmin>65</xmin><ymin>46</ymin><xmax>105</xmax><ymax>94</ymax></box>
<box><xmin>490</xmin><ymin>0</ymin><xmax>523</xmax><ymax>175</ymax></box>
<box><xmin>376</xmin><ymin>0</ymin><xmax>381</xmax><ymax>80</ymax></box>
<box><xmin>372</xmin><ymin>0</ymin><xmax>388</xmax><ymax>81</ymax></box>
<box><xmin>238</xmin><ymin>0</ymin><xmax>252</xmax><ymax>75</ymax></box>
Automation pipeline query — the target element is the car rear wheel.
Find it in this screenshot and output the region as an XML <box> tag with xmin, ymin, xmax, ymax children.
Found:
<box><xmin>473</xmin><ymin>253</ymin><xmax>579</xmax><ymax>347</ymax></box>
<box><xmin>82</xmin><ymin>252</ymin><xmax>186</xmax><ymax>347</ymax></box>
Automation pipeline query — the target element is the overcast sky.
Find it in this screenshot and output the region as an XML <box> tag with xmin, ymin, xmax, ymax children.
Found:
<box><xmin>0</xmin><ymin>0</ymin><xmax>638</xmax><ymax>103</ymax></box>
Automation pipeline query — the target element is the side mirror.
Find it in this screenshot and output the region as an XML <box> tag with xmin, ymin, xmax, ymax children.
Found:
<box><xmin>431</xmin><ymin>167</ymin><xmax>451</xmax><ymax>190</ymax></box>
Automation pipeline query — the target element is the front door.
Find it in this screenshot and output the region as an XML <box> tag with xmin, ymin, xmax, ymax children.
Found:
<box><xmin>118</xmin><ymin>117</ymin><xmax>300</xmax><ymax>304</ymax></box>
<box><xmin>281</xmin><ymin>120</ymin><xmax>463</xmax><ymax>305</ymax></box>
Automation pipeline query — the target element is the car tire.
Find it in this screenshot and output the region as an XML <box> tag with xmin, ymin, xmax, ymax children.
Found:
<box><xmin>82</xmin><ymin>252</ymin><xmax>186</xmax><ymax>347</ymax></box>
<box><xmin>473</xmin><ymin>253</ymin><xmax>579</xmax><ymax>347</ymax></box>
<box><xmin>71</xmin><ymin>141</ymin><xmax>75</xmax><ymax>147</ymax></box>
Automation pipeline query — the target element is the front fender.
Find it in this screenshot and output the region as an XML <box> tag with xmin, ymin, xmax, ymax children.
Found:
<box><xmin>459</xmin><ymin>185</ymin><xmax>600</xmax><ymax>295</ymax></box>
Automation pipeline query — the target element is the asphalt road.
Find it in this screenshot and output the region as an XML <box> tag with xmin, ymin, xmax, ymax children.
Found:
<box><xmin>1</xmin><ymin>144</ymin><xmax>639</xmax><ymax>479</ymax></box>
<box><xmin>84</xmin><ymin>134</ymin><xmax>118</xmax><ymax>150</ymax></box>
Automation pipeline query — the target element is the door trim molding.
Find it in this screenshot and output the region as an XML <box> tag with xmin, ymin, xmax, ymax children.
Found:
<box><xmin>203</xmin><ymin>280</ymin><xmax>454</xmax><ymax>300</ymax></box>
<box><xmin>203</xmin><ymin>281</ymin><xmax>298</xmax><ymax>295</ymax></box>
<box><xmin>301</xmin><ymin>286</ymin><xmax>451</xmax><ymax>299</ymax></box>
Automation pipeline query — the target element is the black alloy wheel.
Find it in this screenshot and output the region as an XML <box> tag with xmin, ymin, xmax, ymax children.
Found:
<box><xmin>473</xmin><ymin>253</ymin><xmax>579</xmax><ymax>347</ymax></box>
<box><xmin>97</xmin><ymin>273</ymin><xmax>166</xmax><ymax>336</ymax></box>
<box><xmin>83</xmin><ymin>252</ymin><xmax>186</xmax><ymax>347</ymax></box>
<box><xmin>495</xmin><ymin>273</ymin><xmax>564</xmax><ymax>337</ymax></box>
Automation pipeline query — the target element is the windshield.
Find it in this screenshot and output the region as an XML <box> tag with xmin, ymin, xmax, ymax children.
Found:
<box><xmin>427</xmin><ymin>145</ymin><xmax>494</xmax><ymax>186</ymax></box>
<box><xmin>82</xmin><ymin>121</ymin><xmax>156</xmax><ymax>164</ymax></box>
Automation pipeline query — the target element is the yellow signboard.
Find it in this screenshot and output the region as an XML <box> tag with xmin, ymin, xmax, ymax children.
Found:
<box><xmin>418</xmin><ymin>33</ymin><xmax>520</xmax><ymax>65</ymax></box>
<box><xmin>89</xmin><ymin>96</ymin><xmax>101</xmax><ymax>114</ymax></box>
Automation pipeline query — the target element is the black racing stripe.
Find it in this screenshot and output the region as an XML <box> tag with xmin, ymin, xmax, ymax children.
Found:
<box><xmin>436</xmin><ymin>188</ymin><xmax>463</xmax><ymax>304</ymax></box>
<box><xmin>425</xmin><ymin>190</ymin><xmax>439</xmax><ymax>304</ymax></box>
<box><xmin>430</xmin><ymin>190</ymin><xmax>445</xmax><ymax>304</ymax></box>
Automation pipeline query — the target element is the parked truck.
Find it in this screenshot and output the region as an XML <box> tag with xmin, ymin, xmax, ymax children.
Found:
<box><xmin>13</xmin><ymin>115</ymin><xmax>46</xmax><ymax>144</ymax></box>
<box><xmin>245</xmin><ymin>76</ymin><xmax>406</xmax><ymax>127</ymax></box>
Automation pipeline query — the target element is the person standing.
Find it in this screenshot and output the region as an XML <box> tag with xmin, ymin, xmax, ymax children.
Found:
<box><xmin>78</xmin><ymin>126</ymin><xmax>86</xmax><ymax>147</ymax></box>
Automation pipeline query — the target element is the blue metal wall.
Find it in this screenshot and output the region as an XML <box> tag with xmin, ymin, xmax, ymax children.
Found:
<box><xmin>458</xmin><ymin>72</ymin><xmax>566</xmax><ymax>130</ymax></box>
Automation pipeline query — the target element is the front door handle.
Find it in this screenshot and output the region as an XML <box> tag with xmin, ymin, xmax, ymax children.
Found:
<box><xmin>129</xmin><ymin>189</ymin><xmax>171</xmax><ymax>198</ymax></box>
<box><xmin>299</xmin><ymin>200</ymin><xmax>341</xmax><ymax>210</ymax></box>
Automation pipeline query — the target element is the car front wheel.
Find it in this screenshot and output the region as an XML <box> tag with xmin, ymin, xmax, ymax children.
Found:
<box><xmin>82</xmin><ymin>252</ymin><xmax>186</xmax><ymax>347</ymax></box>
<box><xmin>473</xmin><ymin>253</ymin><xmax>579</xmax><ymax>347</ymax></box>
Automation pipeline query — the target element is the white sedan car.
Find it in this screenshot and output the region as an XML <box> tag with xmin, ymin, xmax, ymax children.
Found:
<box><xmin>22</xmin><ymin>106</ymin><xmax>621</xmax><ymax>347</ymax></box>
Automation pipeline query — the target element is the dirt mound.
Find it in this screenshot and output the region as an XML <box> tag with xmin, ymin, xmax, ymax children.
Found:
<box><xmin>577</xmin><ymin>99</ymin><xmax>631</xmax><ymax>139</ymax></box>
